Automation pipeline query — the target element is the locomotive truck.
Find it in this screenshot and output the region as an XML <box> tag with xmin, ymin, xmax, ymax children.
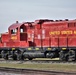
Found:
<box><xmin>0</xmin><ymin>19</ymin><xmax>76</xmax><ymax>61</ymax></box>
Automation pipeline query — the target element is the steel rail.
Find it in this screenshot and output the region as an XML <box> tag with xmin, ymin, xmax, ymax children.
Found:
<box><xmin>0</xmin><ymin>67</ymin><xmax>76</xmax><ymax>75</ymax></box>
<box><xmin>0</xmin><ymin>59</ymin><xmax>76</xmax><ymax>64</ymax></box>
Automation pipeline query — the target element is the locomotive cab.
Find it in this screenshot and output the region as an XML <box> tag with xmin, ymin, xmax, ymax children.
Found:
<box><xmin>9</xmin><ymin>23</ymin><xmax>28</xmax><ymax>41</ymax></box>
<box><xmin>0</xmin><ymin>22</ymin><xmax>29</xmax><ymax>60</ymax></box>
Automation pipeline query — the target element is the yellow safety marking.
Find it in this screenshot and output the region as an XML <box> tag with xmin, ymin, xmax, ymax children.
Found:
<box><xmin>28</xmin><ymin>48</ymin><xmax>31</xmax><ymax>50</ymax></box>
<box><xmin>12</xmin><ymin>48</ymin><xmax>15</xmax><ymax>50</ymax></box>
<box><xmin>62</xmin><ymin>48</ymin><xmax>66</xmax><ymax>50</ymax></box>
<box><xmin>48</xmin><ymin>48</ymin><xmax>51</xmax><ymax>50</ymax></box>
<box><xmin>36</xmin><ymin>48</ymin><xmax>39</xmax><ymax>50</ymax></box>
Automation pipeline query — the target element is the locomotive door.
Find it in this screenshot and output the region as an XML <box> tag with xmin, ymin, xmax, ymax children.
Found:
<box><xmin>20</xmin><ymin>25</ymin><xmax>27</xmax><ymax>41</ymax></box>
<box><xmin>28</xmin><ymin>29</ymin><xmax>35</xmax><ymax>47</ymax></box>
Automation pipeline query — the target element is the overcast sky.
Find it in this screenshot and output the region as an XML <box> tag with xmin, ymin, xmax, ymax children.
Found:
<box><xmin>0</xmin><ymin>0</ymin><xmax>76</xmax><ymax>33</ymax></box>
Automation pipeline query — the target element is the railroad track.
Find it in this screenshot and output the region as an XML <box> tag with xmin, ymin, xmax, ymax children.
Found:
<box><xmin>0</xmin><ymin>67</ymin><xmax>76</xmax><ymax>75</ymax></box>
<box><xmin>0</xmin><ymin>59</ymin><xmax>76</xmax><ymax>64</ymax></box>
<box><xmin>0</xmin><ymin>59</ymin><xmax>76</xmax><ymax>75</ymax></box>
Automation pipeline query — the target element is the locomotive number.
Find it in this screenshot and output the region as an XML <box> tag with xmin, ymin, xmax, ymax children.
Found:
<box><xmin>11</xmin><ymin>36</ymin><xmax>17</xmax><ymax>40</ymax></box>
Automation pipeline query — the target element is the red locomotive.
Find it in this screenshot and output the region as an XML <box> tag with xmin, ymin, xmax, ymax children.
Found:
<box><xmin>0</xmin><ymin>19</ymin><xmax>76</xmax><ymax>61</ymax></box>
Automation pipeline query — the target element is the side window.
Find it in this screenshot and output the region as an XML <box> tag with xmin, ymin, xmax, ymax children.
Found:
<box><xmin>11</xmin><ymin>28</ymin><xmax>18</xmax><ymax>34</ymax></box>
<box><xmin>20</xmin><ymin>28</ymin><xmax>24</xmax><ymax>33</ymax></box>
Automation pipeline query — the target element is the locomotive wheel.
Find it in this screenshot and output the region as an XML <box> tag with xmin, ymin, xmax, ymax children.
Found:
<box><xmin>17</xmin><ymin>54</ymin><xmax>21</xmax><ymax>60</ymax></box>
<box><xmin>13</xmin><ymin>54</ymin><xmax>17</xmax><ymax>60</ymax></box>
<box><xmin>59</xmin><ymin>51</ymin><xmax>68</xmax><ymax>61</ymax></box>
<box><xmin>28</xmin><ymin>58</ymin><xmax>33</xmax><ymax>60</ymax></box>
<box><xmin>0</xmin><ymin>51</ymin><xmax>2</xmax><ymax>58</ymax></box>
<box><xmin>21</xmin><ymin>55</ymin><xmax>24</xmax><ymax>60</ymax></box>
<box><xmin>68</xmin><ymin>50</ymin><xmax>76</xmax><ymax>61</ymax></box>
<box><xmin>4</xmin><ymin>54</ymin><xmax>8</xmax><ymax>60</ymax></box>
<box><xmin>59</xmin><ymin>51</ymin><xmax>64</xmax><ymax>61</ymax></box>
<box><xmin>17</xmin><ymin>54</ymin><xmax>24</xmax><ymax>60</ymax></box>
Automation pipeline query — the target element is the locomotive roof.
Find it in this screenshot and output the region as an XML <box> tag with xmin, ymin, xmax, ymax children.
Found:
<box><xmin>8</xmin><ymin>19</ymin><xmax>76</xmax><ymax>30</ymax></box>
<box><xmin>8</xmin><ymin>22</ymin><xmax>26</xmax><ymax>30</ymax></box>
<box><xmin>43</xmin><ymin>20</ymin><xmax>76</xmax><ymax>24</ymax></box>
<box><xmin>8</xmin><ymin>22</ymin><xmax>35</xmax><ymax>30</ymax></box>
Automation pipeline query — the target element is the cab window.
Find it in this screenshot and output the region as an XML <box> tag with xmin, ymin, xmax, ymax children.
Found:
<box><xmin>11</xmin><ymin>28</ymin><xmax>18</xmax><ymax>34</ymax></box>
